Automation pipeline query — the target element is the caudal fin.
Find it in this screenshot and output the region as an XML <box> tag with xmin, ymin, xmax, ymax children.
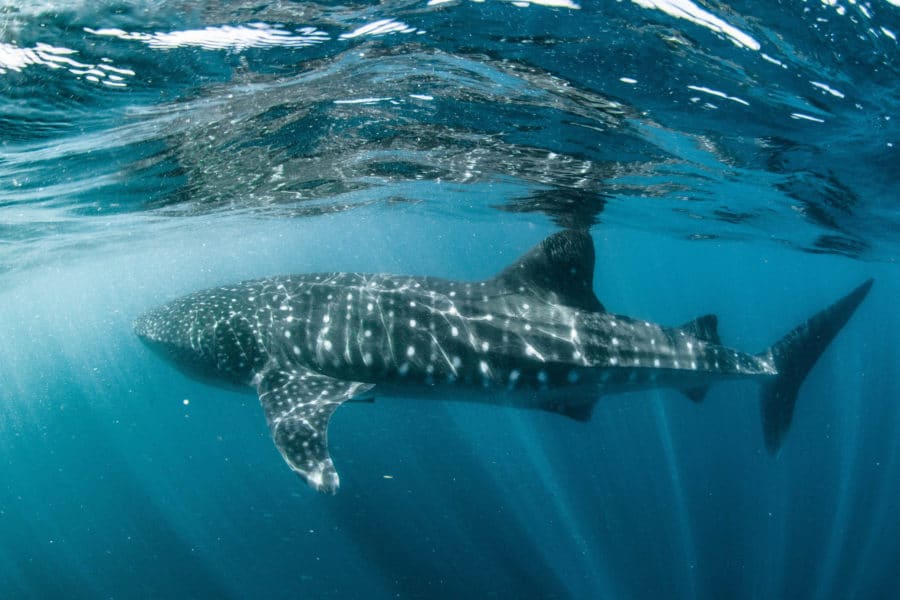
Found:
<box><xmin>759</xmin><ymin>278</ymin><xmax>874</xmax><ymax>454</ymax></box>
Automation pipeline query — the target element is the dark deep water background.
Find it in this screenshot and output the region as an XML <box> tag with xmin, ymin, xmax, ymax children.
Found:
<box><xmin>1</xmin><ymin>1</ymin><xmax>899</xmax><ymax>598</ymax></box>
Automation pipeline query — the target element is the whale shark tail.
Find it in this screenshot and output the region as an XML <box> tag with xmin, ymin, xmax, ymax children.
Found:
<box><xmin>758</xmin><ymin>278</ymin><xmax>873</xmax><ymax>454</ymax></box>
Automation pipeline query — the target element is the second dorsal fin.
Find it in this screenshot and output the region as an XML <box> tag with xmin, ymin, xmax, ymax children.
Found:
<box><xmin>494</xmin><ymin>230</ymin><xmax>604</xmax><ymax>312</ymax></box>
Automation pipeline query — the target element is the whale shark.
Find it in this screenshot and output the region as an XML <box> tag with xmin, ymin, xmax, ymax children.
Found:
<box><xmin>134</xmin><ymin>230</ymin><xmax>873</xmax><ymax>494</ymax></box>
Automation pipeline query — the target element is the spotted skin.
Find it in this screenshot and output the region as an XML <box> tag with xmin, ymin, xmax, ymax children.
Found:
<box><xmin>134</xmin><ymin>231</ymin><xmax>873</xmax><ymax>493</ymax></box>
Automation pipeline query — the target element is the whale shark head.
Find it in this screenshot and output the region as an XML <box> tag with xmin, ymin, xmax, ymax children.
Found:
<box><xmin>134</xmin><ymin>295</ymin><xmax>266</xmax><ymax>389</ymax></box>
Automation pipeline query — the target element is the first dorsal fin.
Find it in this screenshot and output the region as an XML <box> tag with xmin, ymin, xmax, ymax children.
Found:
<box><xmin>495</xmin><ymin>230</ymin><xmax>604</xmax><ymax>312</ymax></box>
<box><xmin>680</xmin><ymin>314</ymin><xmax>721</xmax><ymax>345</ymax></box>
<box><xmin>679</xmin><ymin>314</ymin><xmax>720</xmax><ymax>404</ymax></box>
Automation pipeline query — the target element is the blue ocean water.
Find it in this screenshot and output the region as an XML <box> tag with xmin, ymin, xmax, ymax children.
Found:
<box><xmin>1</xmin><ymin>1</ymin><xmax>898</xmax><ymax>598</ymax></box>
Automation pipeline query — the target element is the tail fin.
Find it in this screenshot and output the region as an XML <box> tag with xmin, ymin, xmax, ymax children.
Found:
<box><xmin>759</xmin><ymin>278</ymin><xmax>873</xmax><ymax>454</ymax></box>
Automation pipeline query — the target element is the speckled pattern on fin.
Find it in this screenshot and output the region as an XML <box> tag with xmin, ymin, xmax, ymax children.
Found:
<box><xmin>256</xmin><ymin>365</ymin><xmax>372</xmax><ymax>494</ymax></box>
<box><xmin>495</xmin><ymin>229</ymin><xmax>604</xmax><ymax>312</ymax></box>
<box><xmin>680</xmin><ymin>314</ymin><xmax>721</xmax><ymax>345</ymax></box>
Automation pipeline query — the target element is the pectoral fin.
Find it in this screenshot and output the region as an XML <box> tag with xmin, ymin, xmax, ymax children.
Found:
<box><xmin>682</xmin><ymin>385</ymin><xmax>710</xmax><ymax>404</ymax></box>
<box><xmin>256</xmin><ymin>365</ymin><xmax>372</xmax><ymax>494</ymax></box>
